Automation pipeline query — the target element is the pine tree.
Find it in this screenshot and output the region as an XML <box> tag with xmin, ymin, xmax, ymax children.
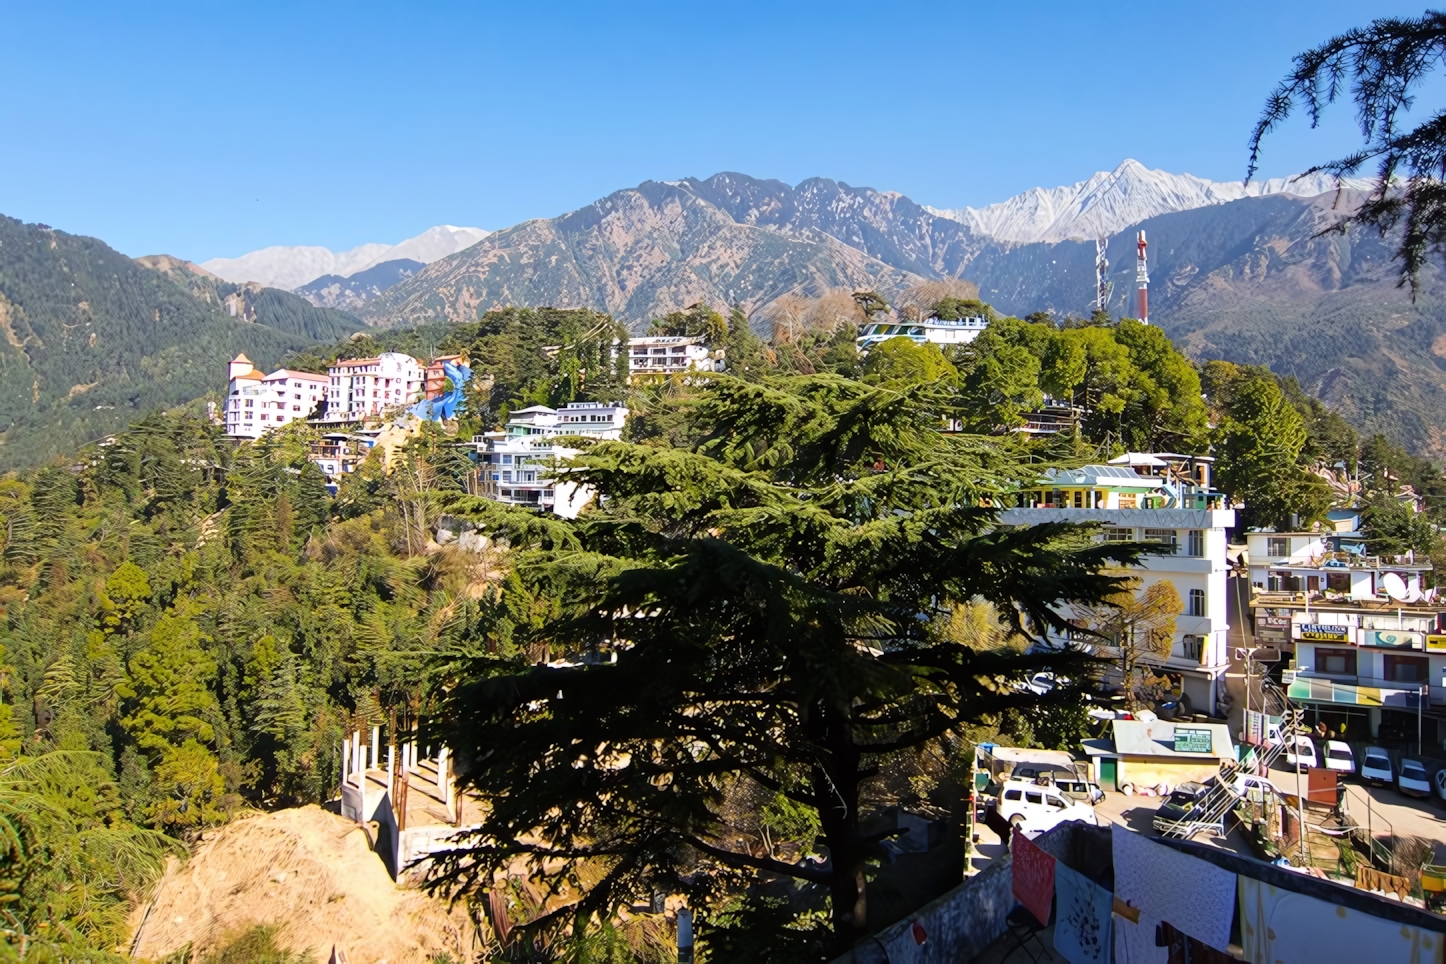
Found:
<box><xmin>118</xmin><ymin>611</ymin><xmax>218</xmax><ymax>754</ymax></box>
<box><xmin>428</xmin><ymin>374</ymin><xmax>1142</xmax><ymax>956</ymax></box>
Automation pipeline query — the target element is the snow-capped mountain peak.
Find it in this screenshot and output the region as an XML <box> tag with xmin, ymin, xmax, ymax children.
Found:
<box><xmin>199</xmin><ymin>225</ymin><xmax>489</xmax><ymax>291</ymax></box>
<box><xmin>927</xmin><ymin>159</ymin><xmax>1372</xmax><ymax>244</ymax></box>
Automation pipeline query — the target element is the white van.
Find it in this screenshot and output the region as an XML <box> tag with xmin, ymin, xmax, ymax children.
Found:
<box><xmin>997</xmin><ymin>779</ymin><xmax>1098</xmax><ymax>834</ymax></box>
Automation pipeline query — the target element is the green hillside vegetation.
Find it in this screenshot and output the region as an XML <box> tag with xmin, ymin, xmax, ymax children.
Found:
<box><xmin>0</xmin><ymin>218</ymin><xmax>359</xmax><ymax>470</ymax></box>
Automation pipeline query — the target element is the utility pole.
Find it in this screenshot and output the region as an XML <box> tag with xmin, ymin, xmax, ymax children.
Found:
<box><xmin>1292</xmin><ymin>707</ymin><xmax>1307</xmax><ymax>865</ymax></box>
<box><xmin>1095</xmin><ymin>237</ymin><xmax>1113</xmax><ymax>315</ymax></box>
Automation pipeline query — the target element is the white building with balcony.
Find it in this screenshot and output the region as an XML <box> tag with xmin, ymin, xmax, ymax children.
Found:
<box><xmin>468</xmin><ymin>401</ymin><xmax>629</xmax><ymax>517</ymax></box>
<box><xmin>322</xmin><ymin>352</ymin><xmax>426</xmax><ymax>422</ymax></box>
<box><xmin>627</xmin><ymin>336</ymin><xmax>721</xmax><ymax>379</ymax></box>
<box><xmin>224</xmin><ymin>354</ymin><xmax>329</xmax><ymax>439</ymax></box>
<box><xmin>856</xmin><ymin>315</ymin><xmax>988</xmax><ymax>352</ymax></box>
<box><xmin>998</xmin><ymin>452</ymin><xmax>1234</xmax><ymax>715</ymax></box>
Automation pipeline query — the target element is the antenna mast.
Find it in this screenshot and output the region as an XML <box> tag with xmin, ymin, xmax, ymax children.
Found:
<box><xmin>1135</xmin><ymin>230</ymin><xmax>1150</xmax><ymax>324</ymax></box>
<box><xmin>1094</xmin><ymin>237</ymin><xmax>1113</xmax><ymax>315</ymax></box>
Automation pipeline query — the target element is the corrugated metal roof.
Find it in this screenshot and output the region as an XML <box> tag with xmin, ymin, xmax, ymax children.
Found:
<box><xmin>1110</xmin><ymin>719</ymin><xmax>1234</xmax><ymax>758</ymax></box>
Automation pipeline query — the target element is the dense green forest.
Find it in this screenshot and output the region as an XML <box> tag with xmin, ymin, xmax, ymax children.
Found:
<box><xmin>0</xmin><ymin>218</ymin><xmax>361</xmax><ymax>470</ymax></box>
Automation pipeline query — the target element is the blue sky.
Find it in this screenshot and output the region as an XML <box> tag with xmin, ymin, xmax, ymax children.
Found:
<box><xmin>0</xmin><ymin>1</ymin><xmax>1429</xmax><ymax>260</ymax></box>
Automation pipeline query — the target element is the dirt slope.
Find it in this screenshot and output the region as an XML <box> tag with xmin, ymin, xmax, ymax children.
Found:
<box><xmin>129</xmin><ymin>805</ymin><xmax>477</xmax><ymax>963</ymax></box>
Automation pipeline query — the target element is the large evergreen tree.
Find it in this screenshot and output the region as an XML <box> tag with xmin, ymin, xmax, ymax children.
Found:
<box><xmin>426</xmin><ymin>374</ymin><xmax>1142</xmax><ymax>958</ymax></box>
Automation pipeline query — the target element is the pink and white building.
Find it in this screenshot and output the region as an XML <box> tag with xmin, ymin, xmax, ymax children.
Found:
<box><xmin>224</xmin><ymin>354</ymin><xmax>329</xmax><ymax>439</ymax></box>
<box><xmin>322</xmin><ymin>353</ymin><xmax>426</xmax><ymax>422</ymax></box>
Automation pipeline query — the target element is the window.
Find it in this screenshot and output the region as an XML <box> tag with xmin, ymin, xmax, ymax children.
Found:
<box><xmin>1182</xmin><ymin>636</ymin><xmax>1203</xmax><ymax>661</ymax></box>
<box><xmin>1025</xmin><ymin>791</ymin><xmax>1043</xmax><ymax>806</ymax></box>
<box><xmin>1385</xmin><ymin>654</ymin><xmax>1429</xmax><ymax>683</ymax></box>
<box><xmin>1144</xmin><ymin>529</ymin><xmax>1178</xmax><ymax>552</ymax></box>
<box><xmin>1267</xmin><ymin>537</ymin><xmax>1289</xmax><ymax>557</ymax></box>
<box><xmin>1102</xmin><ymin>527</ymin><xmax>1133</xmax><ymax>543</ymax></box>
<box><xmin>1314</xmin><ymin>648</ymin><xmax>1356</xmax><ymax>675</ymax></box>
<box><xmin>1187</xmin><ymin>589</ymin><xmax>1206</xmax><ymax>617</ymax></box>
<box><xmin>1045</xmin><ymin>795</ymin><xmax>1065</xmax><ymax>810</ymax></box>
<box><xmin>1187</xmin><ymin>529</ymin><xmax>1205</xmax><ymax>557</ymax></box>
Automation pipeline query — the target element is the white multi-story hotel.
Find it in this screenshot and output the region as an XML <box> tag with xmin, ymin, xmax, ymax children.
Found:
<box><xmin>855</xmin><ymin>315</ymin><xmax>989</xmax><ymax>352</ymax></box>
<box><xmin>322</xmin><ymin>352</ymin><xmax>426</xmax><ymax>422</ymax></box>
<box><xmin>468</xmin><ymin>401</ymin><xmax>629</xmax><ymax>517</ymax></box>
<box><xmin>627</xmin><ymin>336</ymin><xmax>722</xmax><ymax>379</ymax></box>
<box><xmin>998</xmin><ymin>453</ymin><xmax>1235</xmax><ymax>715</ymax></box>
<box><xmin>224</xmin><ymin>354</ymin><xmax>329</xmax><ymax>439</ymax></box>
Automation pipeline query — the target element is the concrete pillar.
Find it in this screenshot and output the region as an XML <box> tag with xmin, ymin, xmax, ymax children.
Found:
<box><xmin>1369</xmin><ymin>708</ymin><xmax>1382</xmax><ymax>738</ymax></box>
<box><xmin>351</xmin><ymin>731</ymin><xmax>362</xmax><ymax>785</ymax></box>
<box><xmin>370</xmin><ymin>725</ymin><xmax>380</xmax><ymax>769</ymax></box>
<box><xmin>341</xmin><ymin>739</ymin><xmax>350</xmax><ymax>783</ymax></box>
<box><xmin>437</xmin><ymin>747</ymin><xmax>449</xmax><ymax>798</ymax></box>
<box><xmin>387</xmin><ymin>742</ymin><xmax>396</xmax><ymax>793</ymax></box>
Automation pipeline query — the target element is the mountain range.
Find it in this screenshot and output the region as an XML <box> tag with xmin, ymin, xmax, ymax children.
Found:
<box><xmin>926</xmin><ymin>159</ymin><xmax>1373</xmax><ymax>244</ymax></box>
<box><xmin>2</xmin><ymin>159</ymin><xmax>1443</xmax><ymax>468</ymax></box>
<box><xmin>200</xmin><ymin>225</ymin><xmax>488</xmax><ymax>291</ymax></box>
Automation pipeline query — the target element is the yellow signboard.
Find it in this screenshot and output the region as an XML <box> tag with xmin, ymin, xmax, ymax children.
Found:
<box><xmin>1298</xmin><ymin>624</ymin><xmax>1350</xmax><ymax>643</ymax></box>
<box><xmin>1427</xmin><ymin>634</ymin><xmax>1446</xmax><ymax>653</ymax></box>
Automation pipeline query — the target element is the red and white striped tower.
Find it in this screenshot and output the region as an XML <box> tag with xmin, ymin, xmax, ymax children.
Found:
<box><xmin>1135</xmin><ymin>230</ymin><xmax>1150</xmax><ymax>324</ymax></box>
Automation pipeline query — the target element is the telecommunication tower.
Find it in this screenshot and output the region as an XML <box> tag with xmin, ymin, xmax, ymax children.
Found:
<box><xmin>1094</xmin><ymin>237</ymin><xmax>1113</xmax><ymax>315</ymax></box>
<box><xmin>1135</xmin><ymin>230</ymin><xmax>1150</xmax><ymax>324</ymax></box>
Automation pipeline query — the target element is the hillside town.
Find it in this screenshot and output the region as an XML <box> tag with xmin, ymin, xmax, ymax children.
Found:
<box><xmin>12</xmin><ymin>5</ymin><xmax>1446</xmax><ymax>964</ymax></box>
<box><xmin>198</xmin><ymin>296</ymin><xmax>1446</xmax><ymax>961</ymax></box>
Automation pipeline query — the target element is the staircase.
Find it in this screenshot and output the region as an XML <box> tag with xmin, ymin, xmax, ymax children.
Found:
<box><xmin>1157</xmin><ymin>679</ymin><xmax>1294</xmax><ymax>839</ymax></box>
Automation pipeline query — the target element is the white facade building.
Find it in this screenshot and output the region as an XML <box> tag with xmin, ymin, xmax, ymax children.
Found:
<box><xmin>627</xmin><ymin>336</ymin><xmax>721</xmax><ymax>378</ymax></box>
<box><xmin>998</xmin><ymin>453</ymin><xmax>1235</xmax><ymax>715</ymax></box>
<box><xmin>224</xmin><ymin>354</ymin><xmax>329</xmax><ymax>439</ymax></box>
<box><xmin>468</xmin><ymin>402</ymin><xmax>629</xmax><ymax>517</ymax></box>
<box><xmin>856</xmin><ymin>316</ymin><xmax>988</xmax><ymax>352</ymax></box>
<box><xmin>323</xmin><ymin>352</ymin><xmax>426</xmax><ymax>422</ymax></box>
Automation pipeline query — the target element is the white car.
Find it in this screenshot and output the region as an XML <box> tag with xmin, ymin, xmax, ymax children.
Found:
<box><xmin>1227</xmin><ymin>773</ymin><xmax>1281</xmax><ymax>802</ymax></box>
<box><xmin>997</xmin><ymin>780</ymin><xmax>1098</xmax><ymax>835</ymax></box>
<box><xmin>1433</xmin><ymin>767</ymin><xmax>1446</xmax><ymax>802</ymax></box>
<box><xmin>1323</xmin><ymin>741</ymin><xmax>1355</xmax><ymax>774</ymax></box>
<box><xmin>1398</xmin><ymin>759</ymin><xmax>1431</xmax><ymax>799</ymax></box>
<box><xmin>1360</xmin><ymin>747</ymin><xmax>1393</xmax><ymax>787</ymax></box>
<box><xmin>1284</xmin><ymin>735</ymin><xmax>1317</xmax><ymax>772</ymax></box>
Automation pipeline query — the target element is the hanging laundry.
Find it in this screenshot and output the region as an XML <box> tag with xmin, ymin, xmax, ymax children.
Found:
<box><xmin>1012</xmin><ymin>828</ymin><xmax>1056</xmax><ymax>926</ymax></box>
<box><xmin>1053</xmin><ymin>863</ymin><xmax>1112</xmax><ymax>964</ymax></box>
<box><xmin>1111</xmin><ymin>827</ymin><xmax>1236</xmax><ymax>952</ymax></box>
<box><xmin>1158</xmin><ymin>922</ymin><xmax>1234</xmax><ymax>964</ymax></box>
<box><xmin>1238</xmin><ymin>876</ymin><xmax>1444</xmax><ymax>964</ymax></box>
<box><xmin>1112</xmin><ymin>906</ymin><xmax>1166</xmax><ymax>964</ymax></box>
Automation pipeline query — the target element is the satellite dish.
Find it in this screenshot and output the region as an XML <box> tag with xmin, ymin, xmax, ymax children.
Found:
<box><xmin>1406</xmin><ymin>584</ymin><xmax>1423</xmax><ymax>603</ymax></box>
<box><xmin>1383</xmin><ymin>572</ymin><xmax>1408</xmax><ymax>601</ymax></box>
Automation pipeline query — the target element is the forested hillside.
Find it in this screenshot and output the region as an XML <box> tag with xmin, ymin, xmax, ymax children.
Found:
<box><xmin>0</xmin><ymin>218</ymin><xmax>358</xmax><ymax>469</ymax></box>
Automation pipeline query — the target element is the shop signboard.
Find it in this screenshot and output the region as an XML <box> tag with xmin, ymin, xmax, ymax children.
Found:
<box><xmin>1426</xmin><ymin>634</ymin><xmax>1446</xmax><ymax>653</ymax></box>
<box><xmin>1365</xmin><ymin>630</ymin><xmax>1422</xmax><ymax>649</ymax></box>
<box><xmin>1257</xmin><ymin>615</ymin><xmax>1290</xmax><ymax>629</ymax></box>
<box><xmin>1173</xmin><ymin>727</ymin><xmax>1213</xmax><ymax>754</ymax></box>
<box><xmin>1298</xmin><ymin>624</ymin><xmax>1350</xmax><ymax>643</ymax></box>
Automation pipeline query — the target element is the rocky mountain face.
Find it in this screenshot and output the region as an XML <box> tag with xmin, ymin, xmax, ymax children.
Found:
<box><xmin>295</xmin><ymin>258</ymin><xmax>424</xmax><ymax>312</ymax></box>
<box><xmin>358</xmin><ymin>170</ymin><xmax>1446</xmax><ymax>457</ymax></box>
<box><xmin>926</xmin><ymin>158</ymin><xmax>1373</xmax><ymax>244</ymax></box>
<box><xmin>361</xmin><ymin>179</ymin><xmax>921</xmax><ymax>328</ymax></box>
<box><xmin>200</xmin><ymin>225</ymin><xmax>488</xmax><ymax>290</ymax></box>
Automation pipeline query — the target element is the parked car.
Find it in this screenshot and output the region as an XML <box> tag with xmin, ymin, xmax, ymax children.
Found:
<box><xmin>1433</xmin><ymin>767</ymin><xmax>1446</xmax><ymax>803</ymax></box>
<box><xmin>997</xmin><ymin>779</ymin><xmax>1098</xmax><ymax>834</ymax></box>
<box><xmin>1226</xmin><ymin>772</ymin><xmax>1281</xmax><ymax>803</ymax></box>
<box><xmin>1399</xmin><ymin>759</ymin><xmax>1431</xmax><ymax>799</ymax></box>
<box><xmin>1360</xmin><ymin>747</ymin><xmax>1394</xmax><ymax>787</ymax></box>
<box><xmin>1055</xmin><ymin>777</ymin><xmax>1106</xmax><ymax>804</ymax></box>
<box><xmin>1009</xmin><ymin>763</ymin><xmax>1078</xmax><ymax>785</ymax></box>
<box><xmin>1284</xmin><ymin>735</ymin><xmax>1317</xmax><ymax>772</ymax></box>
<box><xmin>1323</xmin><ymin>740</ymin><xmax>1355</xmax><ymax>775</ymax></box>
<box><xmin>1152</xmin><ymin>782</ymin><xmax>1226</xmax><ymax>838</ymax></box>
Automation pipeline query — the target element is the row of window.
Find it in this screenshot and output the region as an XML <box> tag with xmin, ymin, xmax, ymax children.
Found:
<box><xmin>1100</xmin><ymin>528</ymin><xmax>1206</xmax><ymax>556</ymax></box>
<box><xmin>1312</xmin><ymin>648</ymin><xmax>1429</xmax><ymax>683</ymax></box>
